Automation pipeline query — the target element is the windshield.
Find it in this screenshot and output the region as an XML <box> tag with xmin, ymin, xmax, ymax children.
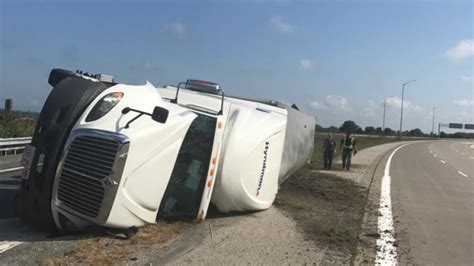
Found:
<box><xmin>157</xmin><ymin>112</ymin><xmax>217</xmax><ymax>219</ymax></box>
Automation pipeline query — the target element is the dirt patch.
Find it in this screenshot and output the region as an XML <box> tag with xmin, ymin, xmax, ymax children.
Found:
<box><xmin>130</xmin><ymin>222</ymin><xmax>187</xmax><ymax>245</ymax></box>
<box><xmin>42</xmin><ymin>221</ymin><xmax>188</xmax><ymax>265</ymax></box>
<box><xmin>65</xmin><ymin>237</ymin><xmax>129</xmax><ymax>265</ymax></box>
<box><xmin>275</xmin><ymin>164</ymin><xmax>367</xmax><ymax>263</ymax></box>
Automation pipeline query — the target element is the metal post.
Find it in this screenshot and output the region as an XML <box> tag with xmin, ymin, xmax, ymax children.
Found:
<box><xmin>438</xmin><ymin>123</ymin><xmax>441</xmax><ymax>138</ymax></box>
<box><xmin>383</xmin><ymin>96</ymin><xmax>393</xmax><ymax>131</ymax></box>
<box><xmin>431</xmin><ymin>105</ymin><xmax>439</xmax><ymax>137</ymax></box>
<box><xmin>383</xmin><ymin>100</ymin><xmax>387</xmax><ymax>131</ymax></box>
<box><xmin>399</xmin><ymin>80</ymin><xmax>416</xmax><ymax>139</ymax></box>
<box><xmin>399</xmin><ymin>85</ymin><xmax>405</xmax><ymax>138</ymax></box>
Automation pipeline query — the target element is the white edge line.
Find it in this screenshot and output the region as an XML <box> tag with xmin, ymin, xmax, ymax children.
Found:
<box><xmin>375</xmin><ymin>143</ymin><xmax>411</xmax><ymax>265</ymax></box>
<box><xmin>433</xmin><ymin>154</ymin><xmax>437</xmax><ymax>157</ymax></box>
<box><xmin>440</xmin><ymin>160</ymin><xmax>446</xmax><ymax>164</ymax></box>
<box><xmin>0</xmin><ymin>166</ymin><xmax>24</xmax><ymax>174</ymax></box>
<box><xmin>0</xmin><ymin>241</ymin><xmax>23</xmax><ymax>254</ymax></box>
<box><xmin>457</xmin><ymin>171</ymin><xmax>468</xmax><ymax>178</ymax></box>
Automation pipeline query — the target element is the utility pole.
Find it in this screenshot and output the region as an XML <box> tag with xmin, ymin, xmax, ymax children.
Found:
<box><xmin>431</xmin><ymin>105</ymin><xmax>439</xmax><ymax>138</ymax></box>
<box><xmin>383</xmin><ymin>96</ymin><xmax>394</xmax><ymax>131</ymax></box>
<box><xmin>399</xmin><ymin>80</ymin><xmax>416</xmax><ymax>139</ymax></box>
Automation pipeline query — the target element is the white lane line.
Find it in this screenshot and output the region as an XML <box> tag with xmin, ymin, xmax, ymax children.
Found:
<box><xmin>0</xmin><ymin>166</ymin><xmax>24</xmax><ymax>174</ymax></box>
<box><xmin>458</xmin><ymin>171</ymin><xmax>468</xmax><ymax>178</ymax></box>
<box><xmin>375</xmin><ymin>143</ymin><xmax>411</xmax><ymax>265</ymax></box>
<box><xmin>0</xmin><ymin>241</ymin><xmax>23</xmax><ymax>254</ymax></box>
<box><xmin>429</xmin><ymin>150</ymin><xmax>433</xmax><ymax>153</ymax></box>
<box><xmin>470</xmin><ymin>156</ymin><xmax>474</xmax><ymax>160</ymax></box>
<box><xmin>460</xmin><ymin>153</ymin><xmax>464</xmax><ymax>155</ymax></box>
<box><xmin>440</xmin><ymin>160</ymin><xmax>446</xmax><ymax>164</ymax></box>
<box><xmin>433</xmin><ymin>154</ymin><xmax>437</xmax><ymax>158</ymax></box>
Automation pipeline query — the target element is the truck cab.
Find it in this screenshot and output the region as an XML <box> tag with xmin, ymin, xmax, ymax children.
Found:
<box><xmin>17</xmin><ymin>69</ymin><xmax>313</xmax><ymax>232</ymax></box>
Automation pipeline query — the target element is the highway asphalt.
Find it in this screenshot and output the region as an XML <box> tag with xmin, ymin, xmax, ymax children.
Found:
<box><xmin>390</xmin><ymin>140</ymin><xmax>473</xmax><ymax>265</ymax></box>
<box><xmin>0</xmin><ymin>155</ymin><xmax>22</xmax><ymax>219</ymax></box>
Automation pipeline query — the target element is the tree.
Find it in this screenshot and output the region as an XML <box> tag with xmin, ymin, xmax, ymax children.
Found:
<box><xmin>323</xmin><ymin>126</ymin><xmax>338</xmax><ymax>133</ymax></box>
<box><xmin>384</xmin><ymin>127</ymin><xmax>395</xmax><ymax>135</ymax></box>
<box><xmin>408</xmin><ymin>128</ymin><xmax>424</xmax><ymax>137</ymax></box>
<box><xmin>365</xmin><ymin>126</ymin><xmax>376</xmax><ymax>135</ymax></box>
<box><xmin>315</xmin><ymin>124</ymin><xmax>323</xmax><ymax>132</ymax></box>
<box><xmin>376</xmin><ymin>127</ymin><xmax>383</xmax><ymax>135</ymax></box>
<box><xmin>339</xmin><ymin>120</ymin><xmax>360</xmax><ymax>133</ymax></box>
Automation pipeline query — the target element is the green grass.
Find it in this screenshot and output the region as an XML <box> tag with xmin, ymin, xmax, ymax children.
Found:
<box><xmin>312</xmin><ymin>133</ymin><xmax>401</xmax><ymax>169</ymax></box>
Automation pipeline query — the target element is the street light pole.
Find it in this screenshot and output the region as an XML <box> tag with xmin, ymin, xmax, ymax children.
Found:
<box><xmin>399</xmin><ymin>80</ymin><xmax>416</xmax><ymax>139</ymax></box>
<box><xmin>432</xmin><ymin>105</ymin><xmax>439</xmax><ymax>138</ymax></box>
<box><xmin>383</xmin><ymin>96</ymin><xmax>394</xmax><ymax>131</ymax></box>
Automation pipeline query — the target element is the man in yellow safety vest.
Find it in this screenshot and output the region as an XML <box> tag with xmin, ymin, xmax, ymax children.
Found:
<box><xmin>340</xmin><ymin>130</ymin><xmax>357</xmax><ymax>171</ymax></box>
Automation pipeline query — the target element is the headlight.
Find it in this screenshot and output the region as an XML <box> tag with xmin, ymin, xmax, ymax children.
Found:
<box><xmin>85</xmin><ymin>92</ymin><xmax>124</xmax><ymax>122</ymax></box>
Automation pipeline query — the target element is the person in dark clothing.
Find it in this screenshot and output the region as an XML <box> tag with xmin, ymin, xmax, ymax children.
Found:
<box><xmin>340</xmin><ymin>130</ymin><xmax>357</xmax><ymax>171</ymax></box>
<box><xmin>322</xmin><ymin>133</ymin><xmax>337</xmax><ymax>170</ymax></box>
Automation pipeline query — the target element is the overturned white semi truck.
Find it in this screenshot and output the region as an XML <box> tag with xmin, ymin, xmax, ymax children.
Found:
<box><xmin>16</xmin><ymin>69</ymin><xmax>314</xmax><ymax>232</ymax></box>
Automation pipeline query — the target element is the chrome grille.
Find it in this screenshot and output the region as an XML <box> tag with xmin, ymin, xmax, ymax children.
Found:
<box><xmin>57</xmin><ymin>134</ymin><xmax>121</xmax><ymax>219</ymax></box>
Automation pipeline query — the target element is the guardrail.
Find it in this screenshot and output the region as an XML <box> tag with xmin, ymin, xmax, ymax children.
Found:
<box><xmin>0</xmin><ymin>137</ymin><xmax>32</xmax><ymax>156</ymax></box>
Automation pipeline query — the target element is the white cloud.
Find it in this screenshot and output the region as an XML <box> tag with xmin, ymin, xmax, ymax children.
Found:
<box><xmin>310</xmin><ymin>95</ymin><xmax>349</xmax><ymax>111</ymax></box>
<box><xmin>164</xmin><ymin>22</ymin><xmax>186</xmax><ymax>36</ymax></box>
<box><xmin>385</xmin><ymin>97</ymin><xmax>423</xmax><ymax>112</ymax></box>
<box><xmin>362</xmin><ymin>100</ymin><xmax>380</xmax><ymax>117</ymax></box>
<box><xmin>453</xmin><ymin>99</ymin><xmax>474</xmax><ymax>107</ymax></box>
<box><xmin>325</xmin><ymin>95</ymin><xmax>349</xmax><ymax>110</ymax></box>
<box><xmin>311</xmin><ymin>101</ymin><xmax>327</xmax><ymax>110</ymax></box>
<box><xmin>445</xmin><ymin>40</ymin><xmax>474</xmax><ymax>61</ymax></box>
<box><xmin>269</xmin><ymin>16</ymin><xmax>295</xmax><ymax>33</ymax></box>
<box><xmin>299</xmin><ymin>59</ymin><xmax>313</xmax><ymax>71</ymax></box>
<box><xmin>460</xmin><ymin>75</ymin><xmax>473</xmax><ymax>82</ymax></box>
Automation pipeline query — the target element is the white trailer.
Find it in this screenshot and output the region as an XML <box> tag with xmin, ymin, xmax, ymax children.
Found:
<box><xmin>17</xmin><ymin>69</ymin><xmax>314</xmax><ymax>231</ymax></box>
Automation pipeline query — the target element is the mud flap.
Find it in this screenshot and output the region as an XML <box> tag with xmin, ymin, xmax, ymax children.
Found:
<box><xmin>16</xmin><ymin>76</ymin><xmax>111</xmax><ymax>231</ymax></box>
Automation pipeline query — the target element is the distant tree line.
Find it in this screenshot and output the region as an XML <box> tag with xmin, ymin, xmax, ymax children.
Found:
<box><xmin>316</xmin><ymin>120</ymin><xmax>474</xmax><ymax>139</ymax></box>
<box><xmin>439</xmin><ymin>131</ymin><xmax>474</xmax><ymax>139</ymax></box>
<box><xmin>0</xmin><ymin>111</ymin><xmax>39</xmax><ymax>138</ymax></box>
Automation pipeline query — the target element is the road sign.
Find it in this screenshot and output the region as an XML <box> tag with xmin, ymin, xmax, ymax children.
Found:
<box><xmin>465</xmin><ymin>124</ymin><xmax>474</xmax><ymax>130</ymax></box>
<box><xmin>448</xmin><ymin>123</ymin><xmax>463</xmax><ymax>129</ymax></box>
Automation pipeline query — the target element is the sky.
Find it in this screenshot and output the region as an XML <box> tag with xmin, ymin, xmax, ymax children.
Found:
<box><xmin>0</xmin><ymin>0</ymin><xmax>473</xmax><ymax>133</ymax></box>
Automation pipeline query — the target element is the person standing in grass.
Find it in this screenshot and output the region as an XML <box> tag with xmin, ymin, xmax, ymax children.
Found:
<box><xmin>323</xmin><ymin>133</ymin><xmax>337</xmax><ymax>170</ymax></box>
<box><xmin>340</xmin><ymin>130</ymin><xmax>357</xmax><ymax>171</ymax></box>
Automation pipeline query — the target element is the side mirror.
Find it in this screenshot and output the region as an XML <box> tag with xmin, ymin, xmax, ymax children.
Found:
<box><xmin>152</xmin><ymin>106</ymin><xmax>169</xmax><ymax>123</ymax></box>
